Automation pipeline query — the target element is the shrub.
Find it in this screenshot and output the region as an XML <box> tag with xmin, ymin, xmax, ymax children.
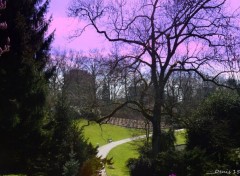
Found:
<box><xmin>127</xmin><ymin>141</ymin><xmax>235</xmax><ymax>176</ymax></box>
<box><xmin>127</xmin><ymin>142</ymin><xmax>154</xmax><ymax>176</ymax></box>
<box><xmin>187</xmin><ymin>91</ymin><xmax>240</xmax><ymax>166</ymax></box>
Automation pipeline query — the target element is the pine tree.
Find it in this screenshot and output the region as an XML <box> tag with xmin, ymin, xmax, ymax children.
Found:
<box><xmin>63</xmin><ymin>151</ymin><xmax>80</xmax><ymax>176</ymax></box>
<box><xmin>45</xmin><ymin>94</ymin><xmax>98</xmax><ymax>176</ymax></box>
<box><xmin>0</xmin><ymin>0</ymin><xmax>54</xmax><ymax>174</ymax></box>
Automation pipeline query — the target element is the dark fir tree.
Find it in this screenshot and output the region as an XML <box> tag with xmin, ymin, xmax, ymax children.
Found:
<box><xmin>42</xmin><ymin>73</ymin><xmax>99</xmax><ymax>175</ymax></box>
<box><xmin>0</xmin><ymin>0</ymin><xmax>54</xmax><ymax>174</ymax></box>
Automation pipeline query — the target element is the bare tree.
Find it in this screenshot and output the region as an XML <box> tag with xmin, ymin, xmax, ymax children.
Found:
<box><xmin>69</xmin><ymin>0</ymin><xmax>240</xmax><ymax>155</ymax></box>
<box><xmin>164</xmin><ymin>71</ymin><xmax>219</xmax><ymax>128</ymax></box>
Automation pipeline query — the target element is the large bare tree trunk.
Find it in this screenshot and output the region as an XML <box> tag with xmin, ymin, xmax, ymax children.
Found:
<box><xmin>152</xmin><ymin>103</ymin><xmax>162</xmax><ymax>155</ymax></box>
<box><xmin>152</xmin><ymin>86</ymin><xmax>165</xmax><ymax>155</ymax></box>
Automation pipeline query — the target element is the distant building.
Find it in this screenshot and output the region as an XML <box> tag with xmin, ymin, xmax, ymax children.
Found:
<box><xmin>63</xmin><ymin>69</ymin><xmax>95</xmax><ymax>108</ymax></box>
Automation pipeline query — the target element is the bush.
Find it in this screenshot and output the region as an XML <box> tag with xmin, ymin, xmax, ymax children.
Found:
<box><xmin>186</xmin><ymin>90</ymin><xmax>240</xmax><ymax>166</ymax></box>
<box><xmin>127</xmin><ymin>146</ymin><xmax>222</xmax><ymax>176</ymax></box>
<box><xmin>156</xmin><ymin>147</ymin><xmax>212</xmax><ymax>176</ymax></box>
<box><xmin>127</xmin><ymin>143</ymin><xmax>154</xmax><ymax>176</ymax></box>
<box><xmin>127</xmin><ymin>130</ymin><xmax>176</xmax><ymax>176</ymax></box>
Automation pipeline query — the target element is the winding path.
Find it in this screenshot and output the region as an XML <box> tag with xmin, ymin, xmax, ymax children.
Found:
<box><xmin>97</xmin><ymin>135</ymin><xmax>147</xmax><ymax>159</ymax></box>
<box><xmin>97</xmin><ymin>129</ymin><xmax>184</xmax><ymax>175</ymax></box>
<box><xmin>97</xmin><ymin>135</ymin><xmax>148</xmax><ymax>176</ymax></box>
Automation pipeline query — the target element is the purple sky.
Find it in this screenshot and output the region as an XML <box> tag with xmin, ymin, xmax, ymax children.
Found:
<box><xmin>48</xmin><ymin>0</ymin><xmax>108</xmax><ymax>53</ymax></box>
<box><xmin>48</xmin><ymin>0</ymin><xmax>240</xmax><ymax>53</ymax></box>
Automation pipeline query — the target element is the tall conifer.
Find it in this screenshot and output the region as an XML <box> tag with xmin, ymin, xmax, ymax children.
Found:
<box><xmin>0</xmin><ymin>0</ymin><xmax>54</xmax><ymax>174</ymax></box>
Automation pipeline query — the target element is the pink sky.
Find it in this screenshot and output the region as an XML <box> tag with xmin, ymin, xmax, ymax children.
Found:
<box><xmin>48</xmin><ymin>0</ymin><xmax>240</xmax><ymax>53</ymax></box>
<box><xmin>48</xmin><ymin>0</ymin><xmax>108</xmax><ymax>53</ymax></box>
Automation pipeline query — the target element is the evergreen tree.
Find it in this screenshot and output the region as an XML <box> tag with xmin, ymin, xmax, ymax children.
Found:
<box><xmin>44</xmin><ymin>94</ymin><xmax>98</xmax><ymax>176</ymax></box>
<box><xmin>63</xmin><ymin>151</ymin><xmax>80</xmax><ymax>176</ymax></box>
<box><xmin>0</xmin><ymin>0</ymin><xmax>54</xmax><ymax>174</ymax></box>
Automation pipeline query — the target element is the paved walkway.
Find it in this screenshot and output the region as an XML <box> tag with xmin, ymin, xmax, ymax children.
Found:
<box><xmin>97</xmin><ymin>129</ymin><xmax>184</xmax><ymax>175</ymax></box>
<box><xmin>97</xmin><ymin>135</ymin><xmax>148</xmax><ymax>176</ymax></box>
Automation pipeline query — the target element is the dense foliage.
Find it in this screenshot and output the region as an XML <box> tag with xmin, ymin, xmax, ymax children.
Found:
<box><xmin>0</xmin><ymin>0</ymin><xmax>99</xmax><ymax>175</ymax></box>
<box><xmin>186</xmin><ymin>90</ymin><xmax>240</xmax><ymax>168</ymax></box>
<box><xmin>0</xmin><ymin>0</ymin><xmax>53</xmax><ymax>174</ymax></box>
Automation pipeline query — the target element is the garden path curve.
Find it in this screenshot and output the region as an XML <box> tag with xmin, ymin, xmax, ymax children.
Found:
<box><xmin>97</xmin><ymin>129</ymin><xmax>184</xmax><ymax>176</ymax></box>
<box><xmin>97</xmin><ymin>135</ymin><xmax>148</xmax><ymax>176</ymax></box>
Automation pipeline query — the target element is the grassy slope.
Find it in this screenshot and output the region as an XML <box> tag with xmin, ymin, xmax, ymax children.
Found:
<box><xmin>106</xmin><ymin>141</ymin><xmax>139</xmax><ymax>176</ymax></box>
<box><xmin>78</xmin><ymin>120</ymin><xmax>187</xmax><ymax>176</ymax></box>
<box><xmin>77</xmin><ymin>119</ymin><xmax>144</xmax><ymax>147</ymax></box>
<box><xmin>106</xmin><ymin>129</ymin><xmax>187</xmax><ymax>176</ymax></box>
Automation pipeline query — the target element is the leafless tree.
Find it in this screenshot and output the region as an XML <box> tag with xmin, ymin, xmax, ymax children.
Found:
<box><xmin>164</xmin><ymin>71</ymin><xmax>219</xmax><ymax>128</ymax></box>
<box><xmin>46</xmin><ymin>50</ymin><xmax>70</xmax><ymax>110</ymax></box>
<box><xmin>69</xmin><ymin>0</ymin><xmax>240</xmax><ymax>155</ymax></box>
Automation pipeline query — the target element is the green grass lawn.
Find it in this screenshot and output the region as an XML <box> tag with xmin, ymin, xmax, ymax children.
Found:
<box><xmin>174</xmin><ymin>129</ymin><xmax>187</xmax><ymax>145</ymax></box>
<box><xmin>77</xmin><ymin>120</ymin><xmax>187</xmax><ymax>176</ymax></box>
<box><xmin>106</xmin><ymin>129</ymin><xmax>187</xmax><ymax>176</ymax></box>
<box><xmin>106</xmin><ymin>141</ymin><xmax>139</xmax><ymax>176</ymax></box>
<box><xmin>76</xmin><ymin>119</ymin><xmax>144</xmax><ymax>147</ymax></box>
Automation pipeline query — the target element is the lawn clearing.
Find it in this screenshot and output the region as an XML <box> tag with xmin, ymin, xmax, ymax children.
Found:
<box><xmin>77</xmin><ymin>119</ymin><xmax>187</xmax><ymax>176</ymax></box>
<box><xmin>106</xmin><ymin>141</ymin><xmax>139</xmax><ymax>176</ymax></box>
<box><xmin>106</xmin><ymin>129</ymin><xmax>187</xmax><ymax>176</ymax></box>
<box><xmin>76</xmin><ymin>119</ymin><xmax>144</xmax><ymax>147</ymax></box>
